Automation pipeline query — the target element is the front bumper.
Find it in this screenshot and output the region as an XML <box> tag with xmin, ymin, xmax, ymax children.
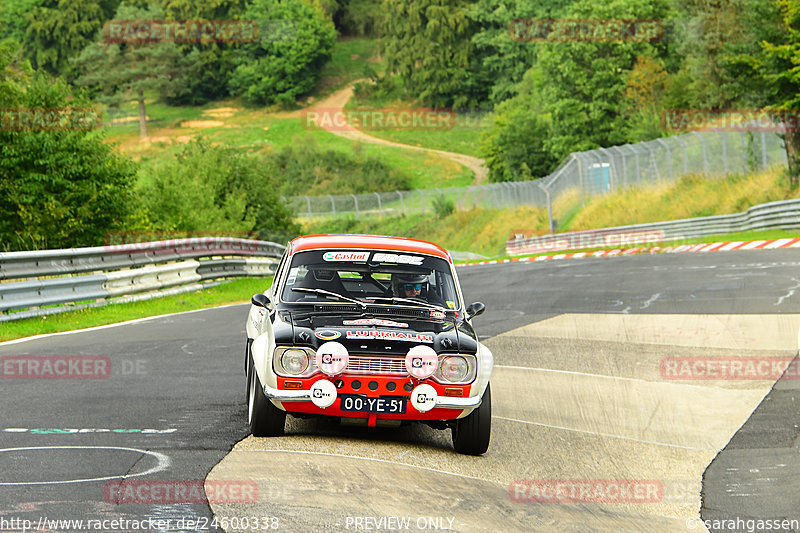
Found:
<box><xmin>262</xmin><ymin>381</ymin><xmax>481</xmax><ymax>411</ymax></box>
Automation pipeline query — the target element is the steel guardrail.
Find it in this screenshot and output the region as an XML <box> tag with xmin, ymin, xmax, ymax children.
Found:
<box><xmin>506</xmin><ymin>199</ymin><xmax>800</xmax><ymax>255</ymax></box>
<box><xmin>0</xmin><ymin>238</ymin><xmax>285</xmax><ymax>321</ymax></box>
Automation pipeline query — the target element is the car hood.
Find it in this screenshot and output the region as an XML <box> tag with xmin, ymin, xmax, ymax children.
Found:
<box><xmin>277</xmin><ymin>312</ymin><xmax>478</xmax><ymax>355</ymax></box>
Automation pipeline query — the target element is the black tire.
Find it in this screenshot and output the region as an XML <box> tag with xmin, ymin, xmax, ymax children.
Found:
<box><xmin>247</xmin><ymin>359</ymin><xmax>286</xmax><ymax>437</ymax></box>
<box><xmin>452</xmin><ymin>383</ymin><xmax>491</xmax><ymax>455</ymax></box>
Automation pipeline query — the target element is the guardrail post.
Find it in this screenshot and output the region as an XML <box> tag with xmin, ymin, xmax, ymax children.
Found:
<box><xmin>351</xmin><ymin>194</ymin><xmax>359</xmax><ymax>220</ymax></box>
<box><xmin>327</xmin><ymin>195</ymin><xmax>336</xmax><ymax>219</ymax></box>
<box><xmin>691</xmin><ymin>131</ymin><xmax>709</xmax><ymax>177</ymax></box>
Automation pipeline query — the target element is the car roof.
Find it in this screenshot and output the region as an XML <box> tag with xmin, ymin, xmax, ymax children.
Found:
<box><xmin>289</xmin><ymin>234</ymin><xmax>452</xmax><ymax>261</ymax></box>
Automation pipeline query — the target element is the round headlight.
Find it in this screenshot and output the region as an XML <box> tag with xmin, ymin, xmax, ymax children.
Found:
<box><xmin>281</xmin><ymin>349</ymin><xmax>309</xmax><ymax>375</ymax></box>
<box><xmin>440</xmin><ymin>356</ymin><xmax>468</xmax><ymax>382</ymax></box>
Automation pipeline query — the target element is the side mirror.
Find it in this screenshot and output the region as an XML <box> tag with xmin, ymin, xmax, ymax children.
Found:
<box><xmin>251</xmin><ymin>293</ymin><xmax>271</xmax><ymax>308</ymax></box>
<box><xmin>465</xmin><ymin>302</ymin><xmax>485</xmax><ymax>320</ymax></box>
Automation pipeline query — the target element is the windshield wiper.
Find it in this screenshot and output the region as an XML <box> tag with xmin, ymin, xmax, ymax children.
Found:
<box><xmin>292</xmin><ymin>287</ymin><xmax>366</xmax><ymax>309</ymax></box>
<box><xmin>365</xmin><ymin>296</ymin><xmax>445</xmax><ymax>311</ymax></box>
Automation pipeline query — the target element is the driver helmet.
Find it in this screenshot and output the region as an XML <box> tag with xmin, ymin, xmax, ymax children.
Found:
<box><xmin>392</xmin><ymin>273</ymin><xmax>429</xmax><ymax>298</ymax></box>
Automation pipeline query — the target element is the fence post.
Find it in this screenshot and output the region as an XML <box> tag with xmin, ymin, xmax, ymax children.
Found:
<box><xmin>537</xmin><ymin>182</ymin><xmax>554</xmax><ymax>233</ymax></box>
<box><xmin>598</xmin><ymin>147</ymin><xmax>617</xmax><ymax>190</ymax></box>
<box><xmin>676</xmin><ymin>135</ymin><xmax>689</xmax><ymax>175</ymax></box>
<box><xmin>351</xmin><ymin>194</ymin><xmax>359</xmax><ymax>220</ymax></box>
<box><xmin>374</xmin><ymin>192</ymin><xmax>382</xmax><ymax>215</ymax></box>
<box><xmin>419</xmin><ymin>190</ymin><xmax>425</xmax><ymax>214</ymax></box>
<box><xmin>691</xmin><ymin>131</ymin><xmax>709</xmax><ymax>177</ymax></box>
<box><xmin>397</xmin><ymin>191</ymin><xmax>404</xmax><ymax>215</ymax></box>
<box><xmin>327</xmin><ymin>194</ymin><xmax>336</xmax><ymax>219</ymax></box>
<box><xmin>761</xmin><ymin>130</ymin><xmax>768</xmax><ymax>169</ymax></box>
<box><xmin>574</xmin><ymin>154</ymin><xmax>585</xmax><ymax>207</ymax></box>
<box><xmin>304</xmin><ymin>195</ymin><xmax>312</xmax><ymax>220</ymax></box>
<box><xmin>655</xmin><ymin>138</ymin><xmax>673</xmax><ymax>182</ymax></box>
<box><xmin>714</xmin><ymin>129</ymin><xmax>728</xmax><ymax>175</ymax></box>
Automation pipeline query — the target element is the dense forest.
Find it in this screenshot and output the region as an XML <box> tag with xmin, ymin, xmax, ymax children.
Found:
<box><xmin>1</xmin><ymin>0</ymin><xmax>798</xmax><ymax>250</ymax></box>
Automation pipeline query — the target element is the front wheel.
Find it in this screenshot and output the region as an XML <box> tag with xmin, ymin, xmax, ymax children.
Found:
<box><xmin>452</xmin><ymin>383</ymin><xmax>491</xmax><ymax>455</ymax></box>
<box><xmin>247</xmin><ymin>359</ymin><xmax>286</xmax><ymax>437</ymax></box>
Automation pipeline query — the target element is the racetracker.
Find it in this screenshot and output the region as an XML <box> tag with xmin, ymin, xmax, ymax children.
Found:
<box><xmin>244</xmin><ymin>234</ymin><xmax>493</xmax><ymax>455</ymax></box>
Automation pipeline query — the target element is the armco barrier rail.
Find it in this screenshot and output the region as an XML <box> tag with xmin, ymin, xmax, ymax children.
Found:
<box><xmin>0</xmin><ymin>238</ymin><xmax>285</xmax><ymax>321</ymax></box>
<box><xmin>506</xmin><ymin>199</ymin><xmax>800</xmax><ymax>255</ymax></box>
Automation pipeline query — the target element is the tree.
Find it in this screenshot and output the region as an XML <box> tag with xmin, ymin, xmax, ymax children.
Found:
<box><xmin>139</xmin><ymin>139</ymin><xmax>299</xmax><ymax>240</ymax></box>
<box><xmin>0</xmin><ymin>42</ymin><xmax>136</xmax><ymax>251</ymax></box>
<box><xmin>72</xmin><ymin>2</ymin><xmax>180</xmax><ymax>138</ymax></box>
<box><xmin>22</xmin><ymin>0</ymin><xmax>120</xmax><ymax>78</ymax></box>
<box><xmin>228</xmin><ymin>0</ymin><xmax>337</xmax><ymax>106</ymax></box>
<box><xmin>381</xmin><ymin>0</ymin><xmax>484</xmax><ymax>108</ymax></box>
<box><xmin>760</xmin><ymin>0</ymin><xmax>800</xmax><ymax>185</ymax></box>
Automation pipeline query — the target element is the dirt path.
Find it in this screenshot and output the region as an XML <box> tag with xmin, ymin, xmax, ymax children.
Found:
<box><xmin>289</xmin><ymin>84</ymin><xmax>489</xmax><ymax>184</ymax></box>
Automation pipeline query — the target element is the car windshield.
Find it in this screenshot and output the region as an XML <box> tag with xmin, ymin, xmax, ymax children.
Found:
<box><xmin>280</xmin><ymin>250</ymin><xmax>460</xmax><ymax>310</ymax></box>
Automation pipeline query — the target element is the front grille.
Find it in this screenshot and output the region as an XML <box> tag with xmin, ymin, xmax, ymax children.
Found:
<box><xmin>308</xmin><ymin>354</ymin><xmax>407</xmax><ymax>375</ymax></box>
<box><xmin>345</xmin><ymin>355</ymin><xmax>406</xmax><ymax>375</ymax></box>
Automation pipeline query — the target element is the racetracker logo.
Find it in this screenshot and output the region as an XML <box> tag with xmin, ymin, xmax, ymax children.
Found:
<box><xmin>661</xmin><ymin>109</ymin><xmax>800</xmax><ymax>132</ymax></box>
<box><xmin>103</xmin><ymin>19</ymin><xmax>260</xmax><ymax>44</ymax></box>
<box><xmin>509</xmin><ymin>479</ymin><xmax>663</xmax><ymax>503</ymax></box>
<box><xmin>0</xmin><ymin>108</ymin><xmax>101</xmax><ymax>131</ymax></box>
<box><xmin>660</xmin><ymin>356</ymin><xmax>800</xmax><ymax>380</ymax></box>
<box><xmin>509</xmin><ymin>18</ymin><xmax>664</xmax><ymax>42</ymax></box>
<box><xmin>104</xmin><ymin>480</ymin><xmax>258</xmax><ymax>504</ymax></box>
<box><xmin>301</xmin><ymin>108</ymin><xmax>456</xmax><ymax>131</ymax></box>
<box><xmin>1</xmin><ymin>356</ymin><xmax>112</xmax><ymax>379</ymax></box>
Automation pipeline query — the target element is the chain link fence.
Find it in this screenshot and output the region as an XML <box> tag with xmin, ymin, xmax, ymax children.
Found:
<box><xmin>286</xmin><ymin>128</ymin><xmax>788</xmax><ymax>223</ymax></box>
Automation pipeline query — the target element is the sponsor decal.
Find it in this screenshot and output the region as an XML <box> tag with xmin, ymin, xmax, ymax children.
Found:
<box><xmin>446</xmin><ymin>300</ymin><xmax>456</xmax><ymax>309</ymax></box>
<box><xmin>310</xmin><ymin>379</ymin><xmax>338</xmax><ymax>408</ymax></box>
<box><xmin>323</xmin><ymin>251</ymin><xmax>369</xmax><ymax>262</ymax></box>
<box><xmin>410</xmin><ymin>384</ymin><xmax>437</xmax><ymax>413</ymax></box>
<box><xmin>342</xmin><ymin>318</ymin><xmax>408</xmax><ymax>328</ymax></box>
<box><xmin>371</xmin><ymin>252</ymin><xmax>424</xmax><ymax>265</ymax></box>
<box><xmin>314</xmin><ymin>330</ymin><xmax>341</xmax><ymax>340</ymax></box>
<box><xmin>429</xmin><ymin>309</ymin><xmax>446</xmax><ymax>320</ymax></box>
<box><xmin>405</xmin><ymin>346</ymin><xmax>438</xmax><ymax>379</ymax></box>
<box><xmin>346</xmin><ymin>330</ymin><xmax>434</xmax><ymax>343</ymax></box>
<box><xmin>315</xmin><ymin>341</ymin><xmax>349</xmax><ymax>376</ymax></box>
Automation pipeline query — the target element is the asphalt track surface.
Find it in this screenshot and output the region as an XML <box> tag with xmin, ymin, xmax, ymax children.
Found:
<box><xmin>1</xmin><ymin>249</ymin><xmax>799</xmax><ymax>532</ymax></box>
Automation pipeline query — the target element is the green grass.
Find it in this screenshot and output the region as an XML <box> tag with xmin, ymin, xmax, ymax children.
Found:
<box><xmin>0</xmin><ymin>277</ymin><xmax>272</xmax><ymax>342</ymax></box>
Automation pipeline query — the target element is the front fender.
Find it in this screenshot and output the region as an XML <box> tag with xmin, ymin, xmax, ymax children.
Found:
<box><xmin>472</xmin><ymin>342</ymin><xmax>493</xmax><ymax>399</ymax></box>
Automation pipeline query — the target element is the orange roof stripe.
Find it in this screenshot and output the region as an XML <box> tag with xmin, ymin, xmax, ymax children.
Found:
<box><xmin>289</xmin><ymin>234</ymin><xmax>451</xmax><ymax>261</ymax></box>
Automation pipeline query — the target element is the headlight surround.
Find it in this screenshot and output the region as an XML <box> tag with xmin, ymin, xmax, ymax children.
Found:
<box><xmin>434</xmin><ymin>354</ymin><xmax>476</xmax><ymax>384</ymax></box>
<box><xmin>274</xmin><ymin>347</ymin><xmax>315</xmax><ymax>377</ymax></box>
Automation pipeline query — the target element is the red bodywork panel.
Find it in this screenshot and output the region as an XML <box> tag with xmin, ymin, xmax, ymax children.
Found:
<box><xmin>277</xmin><ymin>374</ymin><xmax>468</xmax><ymax>420</ymax></box>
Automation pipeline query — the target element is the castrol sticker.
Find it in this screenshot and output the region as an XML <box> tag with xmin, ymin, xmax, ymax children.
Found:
<box><xmin>410</xmin><ymin>384</ymin><xmax>437</xmax><ymax>413</ymax></box>
<box><xmin>315</xmin><ymin>341</ymin><xmax>349</xmax><ymax>376</ymax></box>
<box><xmin>310</xmin><ymin>380</ymin><xmax>337</xmax><ymax>408</ymax></box>
<box><xmin>405</xmin><ymin>345</ymin><xmax>438</xmax><ymax>379</ymax></box>
<box><xmin>323</xmin><ymin>251</ymin><xmax>369</xmax><ymax>262</ymax></box>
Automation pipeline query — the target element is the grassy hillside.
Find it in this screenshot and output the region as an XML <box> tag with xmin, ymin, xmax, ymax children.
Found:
<box><xmin>302</xmin><ymin>167</ymin><xmax>797</xmax><ymax>256</ymax></box>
